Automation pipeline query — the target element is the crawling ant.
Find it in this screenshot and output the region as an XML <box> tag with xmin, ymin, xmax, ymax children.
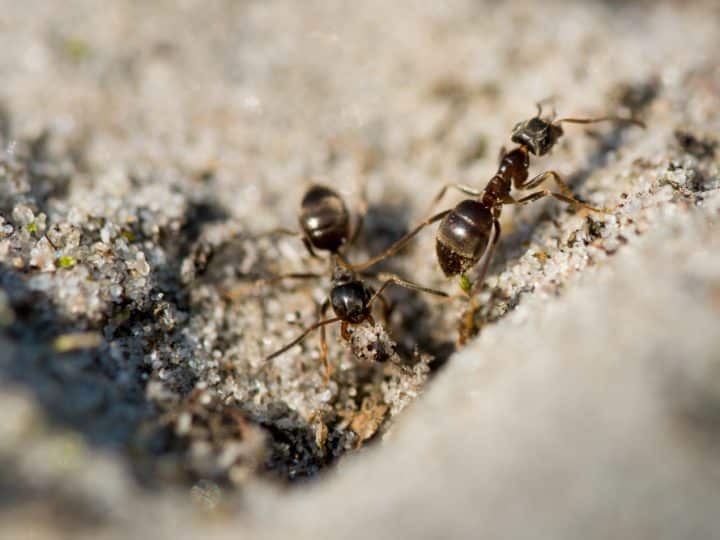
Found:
<box><xmin>266</xmin><ymin>265</ymin><xmax>448</xmax><ymax>376</ymax></box>
<box><xmin>343</xmin><ymin>104</ymin><xmax>644</xmax><ymax>340</ymax></box>
<box><xmin>224</xmin><ymin>183</ymin><xmax>368</xmax><ymax>298</ymax></box>
<box><xmin>228</xmin><ymin>183</ymin><xmax>448</xmax><ymax>377</ymax></box>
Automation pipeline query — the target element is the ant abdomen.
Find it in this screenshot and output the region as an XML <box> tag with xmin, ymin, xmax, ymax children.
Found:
<box><xmin>436</xmin><ymin>200</ymin><xmax>494</xmax><ymax>276</ymax></box>
<box><xmin>299</xmin><ymin>184</ymin><xmax>350</xmax><ymax>253</ymax></box>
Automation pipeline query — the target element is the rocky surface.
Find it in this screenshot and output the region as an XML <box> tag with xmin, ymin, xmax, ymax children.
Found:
<box><xmin>1</xmin><ymin>1</ymin><xmax>719</xmax><ymax>538</ymax></box>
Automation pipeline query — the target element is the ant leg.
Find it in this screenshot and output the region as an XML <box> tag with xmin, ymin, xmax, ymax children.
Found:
<box><xmin>43</xmin><ymin>233</ymin><xmax>58</xmax><ymax>250</ymax></box>
<box><xmin>256</xmin><ymin>227</ymin><xmax>319</xmax><ymax>253</ymax></box>
<box><xmin>345</xmin><ymin>178</ymin><xmax>479</xmax><ymax>275</ymax></box>
<box><xmin>367</xmin><ymin>273</ymin><xmax>449</xmax><ymax>308</ymax></box>
<box><xmin>266</xmin><ymin>317</ymin><xmax>342</xmax><ymax>361</ymax></box>
<box><xmin>517</xmin><ymin>170</ymin><xmax>613</xmax><ymax>213</ymax></box>
<box><xmin>346</xmin><ymin>180</ymin><xmax>480</xmax><ymax>273</ymax></box>
<box><xmin>423</xmin><ymin>183</ymin><xmax>481</xmax><ymax>217</ymax></box>
<box><xmin>257</xmin><ymin>226</ymin><xmax>322</xmax><ymax>258</ymax></box>
<box><xmin>458</xmin><ymin>220</ymin><xmax>501</xmax><ymax>344</ymax></box>
<box><xmin>509</xmin><ymin>189</ymin><xmax>612</xmax><ymax>214</ymax></box>
<box><xmin>520</xmin><ymin>169</ymin><xmax>576</xmax><ymax>195</ymax></box>
<box><xmin>348</xmin><ymin>209</ymin><xmax>451</xmax><ymax>272</ymax></box>
<box><xmin>255</xmin><ymin>227</ymin><xmax>322</xmax><ymax>258</ymax></box>
<box><xmin>318</xmin><ymin>300</ymin><xmax>331</xmax><ymax>382</ymax></box>
<box><xmin>257</xmin><ymin>227</ymin><xmax>298</xmax><ymax>238</ymax></box>
<box><xmin>469</xmin><ymin>220</ymin><xmax>501</xmax><ymax>296</ymax></box>
<box><xmin>302</xmin><ymin>236</ymin><xmax>321</xmax><ymax>259</ymax></box>
<box><xmin>515</xmin><ymin>167</ymin><xmax>581</xmax><ymax>195</ymax></box>
<box><xmin>360</xmin><ymin>282</ymin><xmax>393</xmax><ymax>322</ymax></box>
<box><xmin>341</xmin><ymin>321</ymin><xmax>351</xmax><ymax>341</ymax></box>
<box><xmin>333</xmin><ymin>252</ymin><xmax>352</xmax><ymax>269</ymax></box>
<box><xmin>222</xmin><ymin>272</ymin><xmax>324</xmax><ymax>300</ymax></box>
<box><xmin>376</xmin><ymin>293</ymin><xmax>393</xmax><ymax>324</ymax></box>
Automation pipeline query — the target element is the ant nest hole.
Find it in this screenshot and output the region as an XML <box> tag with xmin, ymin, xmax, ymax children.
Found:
<box><xmin>132</xmin><ymin>212</ymin><xmax>451</xmax><ymax>487</ymax></box>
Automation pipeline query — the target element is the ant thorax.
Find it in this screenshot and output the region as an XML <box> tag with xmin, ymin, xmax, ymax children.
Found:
<box><xmin>330</xmin><ymin>265</ymin><xmax>355</xmax><ymax>285</ymax></box>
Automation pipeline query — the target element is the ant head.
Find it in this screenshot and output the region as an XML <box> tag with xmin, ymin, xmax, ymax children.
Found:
<box><xmin>511</xmin><ymin>116</ymin><xmax>564</xmax><ymax>156</ymax></box>
<box><xmin>329</xmin><ymin>276</ymin><xmax>372</xmax><ymax>323</ymax></box>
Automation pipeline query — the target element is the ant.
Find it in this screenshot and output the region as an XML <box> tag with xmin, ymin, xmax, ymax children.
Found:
<box><xmin>224</xmin><ymin>183</ymin><xmax>366</xmax><ymax>297</ymax></box>
<box><xmin>227</xmin><ymin>183</ymin><xmax>449</xmax><ymax>378</ymax></box>
<box><xmin>341</xmin><ymin>104</ymin><xmax>644</xmax><ymax>340</ymax></box>
<box><xmin>265</xmin><ymin>265</ymin><xmax>448</xmax><ymax>375</ymax></box>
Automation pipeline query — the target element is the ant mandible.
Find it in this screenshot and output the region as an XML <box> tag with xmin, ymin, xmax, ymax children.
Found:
<box><xmin>343</xmin><ymin>104</ymin><xmax>644</xmax><ymax>338</ymax></box>
<box><xmin>228</xmin><ymin>183</ymin><xmax>449</xmax><ymax>378</ymax></box>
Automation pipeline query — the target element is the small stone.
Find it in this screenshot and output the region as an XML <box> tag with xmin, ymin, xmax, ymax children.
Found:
<box><xmin>52</xmin><ymin>332</ymin><xmax>103</xmax><ymax>352</ymax></box>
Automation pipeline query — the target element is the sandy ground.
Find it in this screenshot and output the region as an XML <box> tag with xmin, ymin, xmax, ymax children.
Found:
<box><xmin>1</xmin><ymin>1</ymin><xmax>719</xmax><ymax>538</ymax></box>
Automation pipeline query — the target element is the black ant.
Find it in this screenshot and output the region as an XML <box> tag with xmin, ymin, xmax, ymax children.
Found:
<box><xmin>342</xmin><ymin>105</ymin><xmax>644</xmax><ymax>340</ymax></box>
<box><xmin>265</xmin><ymin>265</ymin><xmax>448</xmax><ymax>376</ymax></box>
<box><xmin>228</xmin><ymin>183</ymin><xmax>449</xmax><ymax>378</ymax></box>
<box><xmin>223</xmin><ymin>183</ymin><xmax>367</xmax><ymax>297</ymax></box>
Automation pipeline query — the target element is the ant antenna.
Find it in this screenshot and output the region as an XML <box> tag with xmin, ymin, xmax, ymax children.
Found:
<box><xmin>535</xmin><ymin>97</ymin><xmax>558</xmax><ymax>120</ymax></box>
<box><xmin>556</xmin><ymin>115</ymin><xmax>645</xmax><ymax>128</ymax></box>
<box><xmin>266</xmin><ymin>317</ymin><xmax>342</xmax><ymax>361</ymax></box>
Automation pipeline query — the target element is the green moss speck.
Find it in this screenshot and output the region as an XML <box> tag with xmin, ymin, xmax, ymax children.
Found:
<box><xmin>63</xmin><ymin>37</ymin><xmax>91</xmax><ymax>61</ymax></box>
<box><xmin>121</xmin><ymin>229</ymin><xmax>136</xmax><ymax>243</ymax></box>
<box><xmin>459</xmin><ymin>274</ymin><xmax>472</xmax><ymax>294</ymax></box>
<box><xmin>57</xmin><ymin>255</ymin><xmax>77</xmax><ymax>269</ymax></box>
<box><xmin>26</xmin><ymin>222</ymin><xmax>37</xmax><ymax>234</ymax></box>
